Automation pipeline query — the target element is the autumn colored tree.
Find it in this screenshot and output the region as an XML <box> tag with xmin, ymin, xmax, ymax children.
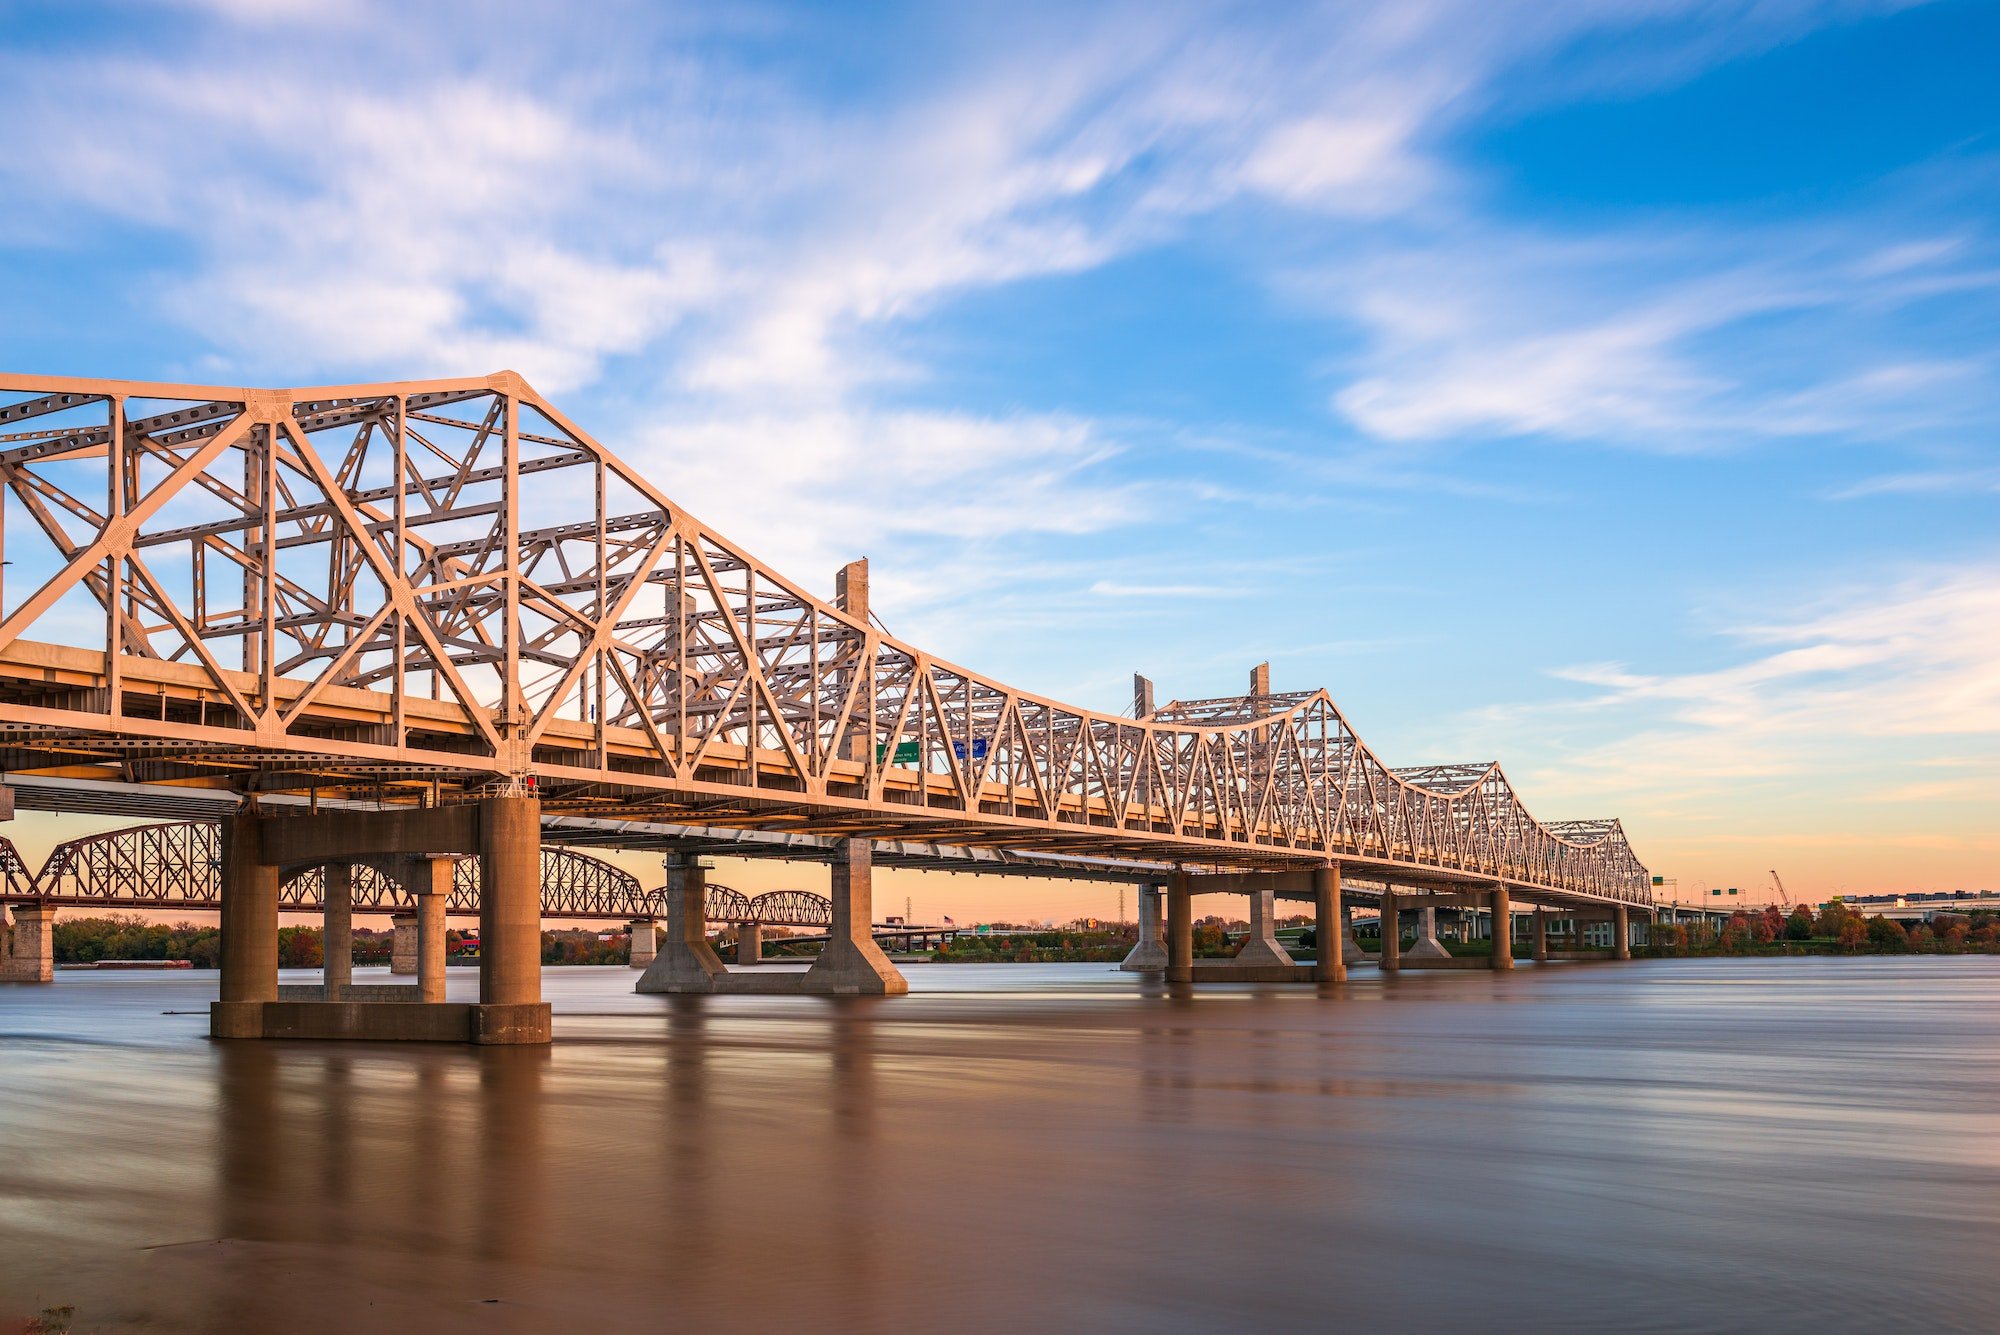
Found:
<box><xmin>1836</xmin><ymin>917</ymin><xmax>1867</xmax><ymax>951</ymax></box>
<box><xmin>1191</xmin><ymin>922</ymin><xmax>1231</xmax><ymax>957</ymax></box>
<box><xmin>277</xmin><ymin>925</ymin><xmax>323</xmax><ymax>968</ymax></box>
<box><xmin>1719</xmin><ymin>912</ymin><xmax>1753</xmax><ymax>954</ymax></box>
<box><xmin>1865</xmin><ymin>915</ymin><xmax>1908</xmax><ymax>952</ymax></box>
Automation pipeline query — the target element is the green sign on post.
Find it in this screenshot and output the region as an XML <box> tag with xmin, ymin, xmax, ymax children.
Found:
<box><xmin>875</xmin><ymin>740</ymin><xmax>923</xmax><ymax>765</ymax></box>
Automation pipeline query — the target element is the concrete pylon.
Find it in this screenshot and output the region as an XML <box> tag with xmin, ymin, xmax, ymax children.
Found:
<box><xmin>1615</xmin><ymin>904</ymin><xmax>1632</xmax><ymax>960</ymax></box>
<box><xmin>212</xmin><ymin>811</ymin><xmax>279</xmax><ymax>1038</ymax></box>
<box><xmin>799</xmin><ymin>839</ymin><xmax>908</xmax><ymax>995</ymax></box>
<box><xmin>1230</xmin><ymin>886</ymin><xmax>1294</xmax><ymax>968</ymax></box>
<box><xmin>1314</xmin><ymin>865</ymin><xmax>1344</xmax><ymax>984</ymax></box>
<box><xmin>1379</xmin><ymin>888</ymin><xmax>1400</xmax><ymax>973</ymax></box>
<box><xmin>635</xmin><ymin>856</ymin><xmax>728</xmax><ymax>993</ymax></box>
<box><xmin>1167</xmin><ymin>874</ymin><xmax>1193</xmax><ymax>984</ymax></box>
<box><xmin>407</xmin><ymin>856</ymin><xmax>451</xmax><ymax>1004</ymax></box>
<box><xmin>1120</xmin><ymin>885</ymin><xmax>1168</xmax><ymax>971</ymax></box>
<box><xmin>1340</xmin><ymin>901</ymin><xmax>1365</xmax><ymax>964</ymax></box>
<box><xmin>627</xmin><ymin>919</ymin><xmax>657</xmax><ymax>969</ymax></box>
<box><xmin>1532</xmin><ymin>909</ymin><xmax>1549</xmax><ymax>963</ymax></box>
<box><xmin>0</xmin><ymin>902</ymin><xmax>56</xmax><ymax>983</ymax></box>
<box><xmin>322</xmin><ymin>863</ymin><xmax>353</xmax><ymax>997</ymax></box>
<box><xmin>737</xmin><ymin>922</ymin><xmax>763</xmax><ymax>966</ymax></box>
<box><xmin>1491</xmin><ymin>884</ymin><xmax>1514</xmax><ymax>971</ymax></box>
<box><xmin>390</xmin><ymin>914</ymin><xmax>418</xmax><ymax>975</ymax></box>
<box><xmin>1405</xmin><ymin>903</ymin><xmax>1452</xmax><ymax>959</ymax></box>
<box><xmin>472</xmin><ymin>793</ymin><xmax>550</xmax><ymax>1044</ymax></box>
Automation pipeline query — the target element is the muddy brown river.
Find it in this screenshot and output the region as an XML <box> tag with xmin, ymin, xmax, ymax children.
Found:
<box><xmin>4</xmin><ymin>958</ymin><xmax>1998</xmax><ymax>1332</ymax></box>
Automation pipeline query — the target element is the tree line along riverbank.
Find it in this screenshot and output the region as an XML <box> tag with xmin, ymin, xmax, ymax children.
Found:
<box><xmin>22</xmin><ymin>902</ymin><xmax>1994</xmax><ymax>971</ymax></box>
<box><xmin>30</xmin><ymin>916</ymin><xmax>636</xmax><ymax>968</ymax></box>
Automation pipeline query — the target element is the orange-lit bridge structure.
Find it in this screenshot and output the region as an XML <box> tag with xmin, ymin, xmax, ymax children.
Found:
<box><xmin>0</xmin><ymin>373</ymin><xmax>1654</xmax><ymax>1036</ymax></box>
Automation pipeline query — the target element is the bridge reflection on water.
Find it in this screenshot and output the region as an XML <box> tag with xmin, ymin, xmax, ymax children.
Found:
<box><xmin>6</xmin><ymin>960</ymin><xmax>2000</xmax><ymax>1333</ymax></box>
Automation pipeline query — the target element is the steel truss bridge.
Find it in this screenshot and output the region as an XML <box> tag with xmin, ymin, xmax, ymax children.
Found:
<box><xmin>0</xmin><ymin>823</ymin><xmax>834</xmax><ymax>927</ymax></box>
<box><xmin>0</xmin><ymin>374</ymin><xmax>1651</xmax><ymax>911</ymax></box>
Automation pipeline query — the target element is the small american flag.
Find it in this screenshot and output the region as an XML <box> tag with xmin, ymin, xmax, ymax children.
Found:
<box><xmin>943</xmin><ymin>915</ymin><xmax>955</xmax><ymax>925</ymax></box>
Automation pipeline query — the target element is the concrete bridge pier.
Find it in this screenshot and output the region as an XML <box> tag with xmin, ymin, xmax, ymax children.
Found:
<box><xmin>473</xmin><ymin>795</ymin><xmax>548</xmax><ymax>1042</ymax></box>
<box><xmin>1615</xmin><ymin>904</ymin><xmax>1632</xmax><ymax>960</ymax></box>
<box><xmin>1378</xmin><ymin>888</ymin><xmax>1400</xmax><ymax>973</ymax></box>
<box><xmin>322</xmin><ymin>864</ymin><xmax>353</xmax><ymax>995</ymax></box>
<box><xmin>634</xmin><ymin>855</ymin><xmax>728</xmax><ymax>993</ymax></box>
<box><xmin>1228</xmin><ymin>886</ymin><xmax>1295</xmax><ymax>970</ymax></box>
<box><xmin>1340</xmin><ymin>901</ymin><xmax>1366</xmax><ymax>966</ymax></box>
<box><xmin>214</xmin><ymin>813</ymin><xmax>281</xmax><ymax>1030</ymax></box>
<box><xmin>410</xmin><ymin>856</ymin><xmax>451</xmax><ymax>1005</ymax></box>
<box><xmin>737</xmin><ymin>921</ymin><xmax>763</xmax><ymax>966</ymax></box>
<box><xmin>211</xmin><ymin>796</ymin><xmax>550</xmax><ymax>1044</ymax></box>
<box><xmin>1167</xmin><ymin>874</ymin><xmax>1192</xmax><ymax>984</ymax></box>
<box><xmin>798</xmin><ymin>840</ymin><xmax>908</xmax><ymax>995</ymax></box>
<box><xmin>1532</xmin><ymin>909</ymin><xmax>1549</xmax><ymax>964</ymax></box>
<box><xmin>1405</xmin><ymin>903</ymin><xmax>1451</xmax><ymax>960</ymax></box>
<box><xmin>1119</xmin><ymin>884</ymin><xmax>1168</xmax><ymax>972</ymax></box>
<box><xmin>390</xmin><ymin>914</ymin><xmax>418</xmax><ymax>975</ymax></box>
<box><xmin>1314</xmin><ymin>864</ymin><xmax>1344</xmax><ymax>985</ymax></box>
<box><xmin>1491</xmin><ymin>885</ymin><xmax>1513</xmax><ymax>971</ymax></box>
<box><xmin>1</xmin><ymin>901</ymin><xmax>56</xmax><ymax>983</ymax></box>
<box><xmin>627</xmin><ymin>918</ymin><xmax>657</xmax><ymax>969</ymax></box>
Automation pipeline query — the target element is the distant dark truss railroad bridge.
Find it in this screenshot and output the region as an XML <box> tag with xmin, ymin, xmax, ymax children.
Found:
<box><xmin>0</xmin><ymin>373</ymin><xmax>1651</xmax><ymax>911</ymax></box>
<box><xmin>0</xmin><ymin>821</ymin><xmax>827</xmax><ymax>926</ymax></box>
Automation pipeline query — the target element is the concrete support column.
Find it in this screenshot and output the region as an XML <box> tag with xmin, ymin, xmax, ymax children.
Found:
<box><xmin>322</xmin><ymin>863</ymin><xmax>352</xmax><ymax>997</ymax></box>
<box><xmin>1379</xmin><ymin>888</ymin><xmax>1400</xmax><ymax>973</ymax></box>
<box><xmin>1120</xmin><ymin>884</ymin><xmax>1168</xmax><ymax>972</ymax></box>
<box><xmin>473</xmin><ymin>794</ymin><xmax>550</xmax><ymax>1044</ymax></box>
<box><xmin>737</xmin><ymin>921</ymin><xmax>763</xmax><ymax>966</ymax></box>
<box><xmin>1232</xmin><ymin>885</ymin><xmax>1294</xmax><ymax>967</ymax></box>
<box><xmin>627</xmin><ymin>918</ymin><xmax>657</xmax><ymax>969</ymax></box>
<box><xmin>1615</xmin><ymin>904</ymin><xmax>1632</xmax><ymax>961</ymax></box>
<box><xmin>635</xmin><ymin>854</ymin><xmax>728</xmax><ymax>993</ymax></box>
<box><xmin>1341</xmin><ymin>901</ymin><xmax>1364</xmax><ymax>964</ymax></box>
<box><xmin>1407</xmin><ymin>902</ymin><xmax>1451</xmax><ymax>959</ymax></box>
<box><xmin>800</xmin><ymin>839</ymin><xmax>908</xmax><ymax>995</ymax></box>
<box><xmin>1491</xmin><ymin>885</ymin><xmax>1513</xmax><ymax>971</ymax></box>
<box><xmin>1167</xmin><ymin>873</ymin><xmax>1192</xmax><ymax>983</ymax></box>
<box><xmin>390</xmin><ymin>915</ymin><xmax>418</xmax><ymax>975</ymax></box>
<box><xmin>0</xmin><ymin>902</ymin><xmax>56</xmax><ymax>983</ymax></box>
<box><xmin>1532</xmin><ymin>909</ymin><xmax>1549</xmax><ymax>963</ymax></box>
<box><xmin>411</xmin><ymin>857</ymin><xmax>451</xmax><ymax>1005</ymax></box>
<box><xmin>218</xmin><ymin>813</ymin><xmax>279</xmax><ymax>1004</ymax></box>
<box><xmin>1314</xmin><ymin>864</ymin><xmax>1344</xmax><ymax>984</ymax></box>
<box><xmin>213</xmin><ymin>812</ymin><xmax>279</xmax><ymax>1039</ymax></box>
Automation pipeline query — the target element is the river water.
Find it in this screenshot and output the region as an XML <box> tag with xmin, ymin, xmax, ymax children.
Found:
<box><xmin>3</xmin><ymin>958</ymin><xmax>1998</xmax><ymax>1333</ymax></box>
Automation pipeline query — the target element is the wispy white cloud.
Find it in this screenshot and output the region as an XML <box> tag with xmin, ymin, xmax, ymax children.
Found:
<box><xmin>1826</xmin><ymin>465</ymin><xmax>2000</xmax><ymax>499</ymax></box>
<box><xmin>1316</xmin><ymin>222</ymin><xmax>2000</xmax><ymax>449</ymax></box>
<box><xmin>1517</xmin><ymin>565</ymin><xmax>2000</xmax><ymax>800</ymax></box>
<box><xmin>1088</xmin><ymin>581</ymin><xmax>1240</xmax><ymax>598</ymax></box>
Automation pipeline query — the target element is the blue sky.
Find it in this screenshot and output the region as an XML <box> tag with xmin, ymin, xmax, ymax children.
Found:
<box><xmin>2</xmin><ymin>0</ymin><xmax>1996</xmax><ymax>915</ymax></box>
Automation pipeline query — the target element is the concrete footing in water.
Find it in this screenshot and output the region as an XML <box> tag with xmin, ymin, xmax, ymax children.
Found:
<box><xmin>1</xmin><ymin>902</ymin><xmax>56</xmax><ymax>983</ymax></box>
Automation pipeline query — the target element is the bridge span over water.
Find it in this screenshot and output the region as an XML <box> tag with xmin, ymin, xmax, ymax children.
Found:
<box><xmin>0</xmin><ymin>373</ymin><xmax>1655</xmax><ymax>1039</ymax></box>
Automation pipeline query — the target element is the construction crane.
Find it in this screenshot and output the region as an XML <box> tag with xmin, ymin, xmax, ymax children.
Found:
<box><xmin>1769</xmin><ymin>870</ymin><xmax>1792</xmax><ymax>908</ymax></box>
